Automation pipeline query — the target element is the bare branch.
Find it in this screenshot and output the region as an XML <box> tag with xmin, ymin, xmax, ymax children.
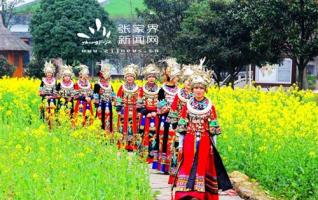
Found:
<box><xmin>0</xmin><ymin>0</ymin><xmax>24</xmax><ymax>27</ymax></box>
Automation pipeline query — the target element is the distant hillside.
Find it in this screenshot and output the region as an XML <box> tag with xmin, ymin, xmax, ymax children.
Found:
<box><xmin>15</xmin><ymin>1</ymin><xmax>40</xmax><ymax>14</ymax></box>
<box><xmin>105</xmin><ymin>0</ymin><xmax>145</xmax><ymax>18</ymax></box>
<box><xmin>15</xmin><ymin>0</ymin><xmax>145</xmax><ymax>19</ymax></box>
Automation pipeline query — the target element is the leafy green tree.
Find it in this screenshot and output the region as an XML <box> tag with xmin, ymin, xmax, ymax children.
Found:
<box><xmin>30</xmin><ymin>0</ymin><xmax>117</xmax><ymax>67</ymax></box>
<box><xmin>174</xmin><ymin>0</ymin><xmax>272</xmax><ymax>85</ymax></box>
<box><xmin>241</xmin><ymin>0</ymin><xmax>318</xmax><ymax>89</ymax></box>
<box><xmin>0</xmin><ymin>56</ymin><xmax>16</xmax><ymax>77</ymax></box>
<box><xmin>137</xmin><ymin>0</ymin><xmax>195</xmax><ymax>60</ymax></box>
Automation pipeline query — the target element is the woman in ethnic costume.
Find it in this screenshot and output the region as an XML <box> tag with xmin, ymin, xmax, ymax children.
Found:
<box><xmin>167</xmin><ymin>64</ymin><xmax>196</xmax><ymax>184</ymax></box>
<box><xmin>153</xmin><ymin>58</ymin><xmax>181</xmax><ymax>173</ymax></box>
<box><xmin>56</xmin><ymin>65</ymin><xmax>75</xmax><ymax>117</ymax></box>
<box><xmin>137</xmin><ymin>64</ymin><xmax>161</xmax><ymax>163</ymax></box>
<box><xmin>73</xmin><ymin>64</ymin><xmax>94</xmax><ymax>127</ymax></box>
<box><xmin>39</xmin><ymin>61</ymin><xmax>57</xmax><ymax>127</ymax></box>
<box><xmin>173</xmin><ymin>69</ymin><xmax>235</xmax><ymax>200</ymax></box>
<box><xmin>116</xmin><ymin>64</ymin><xmax>141</xmax><ymax>151</ymax></box>
<box><xmin>93</xmin><ymin>61</ymin><xmax>116</xmax><ymax>136</ymax></box>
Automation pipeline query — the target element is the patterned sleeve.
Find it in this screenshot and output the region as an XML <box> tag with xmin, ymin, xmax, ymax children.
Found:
<box><xmin>137</xmin><ymin>87</ymin><xmax>147</xmax><ymax>115</ymax></box>
<box><xmin>177</xmin><ymin>104</ymin><xmax>188</xmax><ymax>135</ymax></box>
<box><xmin>71</xmin><ymin>83</ymin><xmax>76</xmax><ymax>98</ymax></box>
<box><xmin>73</xmin><ymin>83</ymin><xmax>81</xmax><ymax>100</ymax></box>
<box><xmin>136</xmin><ymin>87</ymin><xmax>144</xmax><ymax>108</ymax></box>
<box><xmin>209</xmin><ymin>105</ymin><xmax>221</xmax><ymax>135</ymax></box>
<box><xmin>167</xmin><ymin>94</ymin><xmax>179</xmax><ymax>124</ymax></box>
<box><xmin>116</xmin><ymin>85</ymin><xmax>124</xmax><ymax>107</ymax></box>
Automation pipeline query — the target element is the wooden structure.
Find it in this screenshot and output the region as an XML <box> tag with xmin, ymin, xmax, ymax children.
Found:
<box><xmin>0</xmin><ymin>14</ymin><xmax>30</xmax><ymax>77</ymax></box>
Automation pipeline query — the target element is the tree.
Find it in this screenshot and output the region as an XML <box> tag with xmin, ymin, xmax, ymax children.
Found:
<box><xmin>0</xmin><ymin>0</ymin><xmax>23</xmax><ymax>28</ymax></box>
<box><xmin>174</xmin><ymin>0</ymin><xmax>271</xmax><ymax>85</ymax></box>
<box><xmin>30</xmin><ymin>0</ymin><xmax>117</xmax><ymax>67</ymax></box>
<box><xmin>241</xmin><ymin>0</ymin><xmax>318</xmax><ymax>89</ymax></box>
<box><xmin>0</xmin><ymin>55</ymin><xmax>16</xmax><ymax>77</ymax></box>
<box><xmin>137</xmin><ymin>0</ymin><xmax>195</xmax><ymax>60</ymax></box>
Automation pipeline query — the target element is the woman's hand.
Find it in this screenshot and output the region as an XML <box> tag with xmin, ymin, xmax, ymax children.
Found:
<box><xmin>151</xmin><ymin>112</ymin><xmax>157</xmax><ymax>117</ymax></box>
<box><xmin>210</xmin><ymin>126</ymin><xmax>221</xmax><ymax>135</ymax></box>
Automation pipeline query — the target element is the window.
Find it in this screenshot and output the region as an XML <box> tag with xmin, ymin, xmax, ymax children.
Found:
<box><xmin>306</xmin><ymin>64</ymin><xmax>315</xmax><ymax>75</ymax></box>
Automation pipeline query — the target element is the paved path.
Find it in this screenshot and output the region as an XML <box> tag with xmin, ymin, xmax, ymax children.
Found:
<box><xmin>150</xmin><ymin>168</ymin><xmax>243</xmax><ymax>200</ymax></box>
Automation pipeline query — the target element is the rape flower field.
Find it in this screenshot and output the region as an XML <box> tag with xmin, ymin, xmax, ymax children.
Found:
<box><xmin>209</xmin><ymin>86</ymin><xmax>318</xmax><ymax>199</ymax></box>
<box><xmin>0</xmin><ymin>78</ymin><xmax>152</xmax><ymax>200</ymax></box>
<box><xmin>0</xmin><ymin>77</ymin><xmax>317</xmax><ymax>199</ymax></box>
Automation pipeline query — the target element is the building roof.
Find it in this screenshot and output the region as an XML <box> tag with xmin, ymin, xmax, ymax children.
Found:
<box><xmin>0</xmin><ymin>14</ymin><xmax>30</xmax><ymax>51</ymax></box>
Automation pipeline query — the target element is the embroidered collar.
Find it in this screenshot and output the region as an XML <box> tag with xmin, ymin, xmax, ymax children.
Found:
<box><xmin>187</xmin><ymin>97</ymin><xmax>212</xmax><ymax>115</ymax></box>
<box><xmin>123</xmin><ymin>83</ymin><xmax>139</xmax><ymax>93</ymax></box>
<box><xmin>143</xmin><ymin>83</ymin><xmax>159</xmax><ymax>95</ymax></box>
<box><xmin>78</xmin><ymin>80</ymin><xmax>91</xmax><ymax>89</ymax></box>
<box><xmin>98</xmin><ymin>80</ymin><xmax>111</xmax><ymax>90</ymax></box>
<box><xmin>42</xmin><ymin>77</ymin><xmax>56</xmax><ymax>86</ymax></box>
<box><xmin>61</xmin><ymin>80</ymin><xmax>74</xmax><ymax>89</ymax></box>
<box><xmin>162</xmin><ymin>84</ymin><xmax>179</xmax><ymax>96</ymax></box>
<box><xmin>178</xmin><ymin>88</ymin><xmax>192</xmax><ymax>103</ymax></box>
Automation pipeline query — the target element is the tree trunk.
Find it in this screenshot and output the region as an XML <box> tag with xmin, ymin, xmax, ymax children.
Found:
<box><xmin>228</xmin><ymin>71</ymin><xmax>235</xmax><ymax>89</ymax></box>
<box><xmin>298</xmin><ymin>65</ymin><xmax>306</xmax><ymax>90</ymax></box>
<box><xmin>245</xmin><ymin>65</ymin><xmax>249</xmax><ymax>85</ymax></box>
<box><xmin>303</xmin><ymin>68</ymin><xmax>308</xmax><ymax>90</ymax></box>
